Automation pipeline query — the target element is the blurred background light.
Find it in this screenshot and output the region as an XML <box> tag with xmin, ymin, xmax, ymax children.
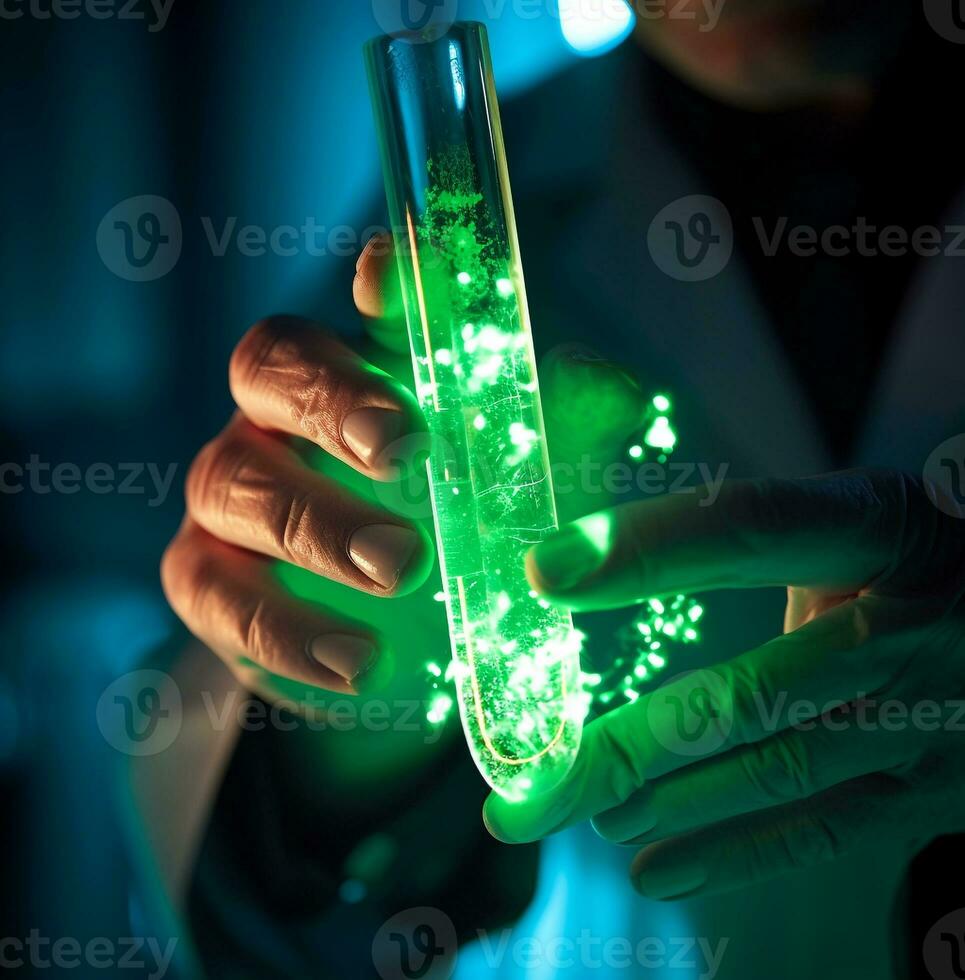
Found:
<box><xmin>559</xmin><ymin>0</ymin><xmax>635</xmax><ymax>56</ymax></box>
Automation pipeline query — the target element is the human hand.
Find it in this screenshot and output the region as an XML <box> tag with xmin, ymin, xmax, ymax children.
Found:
<box><xmin>162</xmin><ymin>237</ymin><xmax>648</xmax><ymax>705</ymax></box>
<box><xmin>484</xmin><ymin>471</ymin><xmax>965</xmax><ymax>900</ymax></box>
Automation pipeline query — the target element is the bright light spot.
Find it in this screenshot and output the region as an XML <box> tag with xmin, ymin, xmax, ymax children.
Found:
<box><xmin>457</xmin><ymin>271</ymin><xmax>472</xmax><ymax>286</ymax></box>
<box><xmin>426</xmin><ymin>693</ymin><xmax>454</xmax><ymax>726</ymax></box>
<box><xmin>435</xmin><ymin>348</ymin><xmax>452</xmax><ymax>366</ymax></box>
<box><xmin>560</xmin><ymin>0</ymin><xmax>635</xmax><ymax>57</ymax></box>
<box><xmin>496</xmin><ymin>277</ymin><xmax>514</xmax><ymax>297</ymax></box>
<box><xmin>473</xmin><ymin>413</ymin><xmax>486</xmax><ymax>431</ymax></box>
<box><xmin>649</xmin><ymin>598</ymin><xmax>665</xmax><ymax>615</ymax></box>
<box><xmin>645</xmin><ymin>415</ymin><xmax>677</xmax><ymax>451</ymax></box>
<box><xmin>648</xmin><ymin>652</ymin><xmax>666</xmax><ymax>669</ymax></box>
<box><xmin>628</xmin><ymin>444</ymin><xmax>644</xmax><ymax>460</ymax></box>
<box><xmin>653</xmin><ymin>394</ymin><xmax>671</xmax><ymax>413</ymax></box>
<box><xmin>575</xmin><ymin>511</ymin><xmax>612</xmax><ymax>557</ymax></box>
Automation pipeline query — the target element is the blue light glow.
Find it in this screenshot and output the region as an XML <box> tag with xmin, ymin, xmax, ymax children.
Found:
<box><xmin>559</xmin><ymin>0</ymin><xmax>635</xmax><ymax>56</ymax></box>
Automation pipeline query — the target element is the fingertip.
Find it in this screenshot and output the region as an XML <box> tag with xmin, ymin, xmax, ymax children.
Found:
<box><xmin>390</xmin><ymin>521</ymin><xmax>436</xmax><ymax>597</ymax></box>
<box><xmin>482</xmin><ymin>797</ymin><xmax>511</xmax><ymax>843</ymax></box>
<box><xmin>525</xmin><ymin>520</ymin><xmax>607</xmax><ymax>597</ymax></box>
<box><xmin>352</xmin><ymin>644</ymin><xmax>396</xmax><ymax>696</ymax></box>
<box><xmin>354</xmin><ymin>233</ymin><xmax>396</xmax><ymax>319</ymax></box>
<box><xmin>341</xmin><ymin>405</ymin><xmax>423</xmax><ymax>481</ymax></box>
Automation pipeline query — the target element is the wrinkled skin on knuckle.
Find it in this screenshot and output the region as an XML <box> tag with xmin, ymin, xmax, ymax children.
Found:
<box><xmin>229</xmin><ymin>316</ymin><xmax>290</xmax><ymax>398</ymax></box>
<box><xmin>275</xmin><ymin>489</ymin><xmax>348</xmax><ymax>575</ymax></box>
<box><xmin>288</xmin><ymin>360</ymin><xmax>346</xmax><ymax>443</ymax></box>
<box><xmin>163</xmin><ymin>536</ymin><xmax>221</xmax><ymax>637</ymax></box>
<box><xmin>186</xmin><ymin>432</ymin><xmax>245</xmax><ymax>520</ymax></box>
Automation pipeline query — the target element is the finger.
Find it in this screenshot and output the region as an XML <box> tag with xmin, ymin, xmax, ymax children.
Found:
<box><xmin>540</xmin><ymin>344</ymin><xmax>651</xmax><ymax>521</ymax></box>
<box><xmin>526</xmin><ymin>473</ymin><xmax>896</xmax><ymax>609</ymax></box>
<box><xmin>354</xmin><ymin>233</ymin><xmax>410</xmax><ymax>355</ymax></box>
<box><xmin>229</xmin><ymin>313</ymin><xmax>423</xmax><ymax>480</ymax></box>
<box><xmin>353</xmin><ymin>233</ymin><xmax>399</xmax><ymax>319</ymax></box>
<box><xmin>541</xmin><ymin>344</ymin><xmax>647</xmax><ymax>457</ymax></box>
<box><xmin>186</xmin><ymin>416</ymin><xmax>433</xmax><ymax>596</ymax></box>
<box><xmin>484</xmin><ymin>596</ymin><xmax>900</xmax><ymax>843</ymax></box>
<box><xmin>592</xmin><ymin>704</ymin><xmax>910</xmax><ymax>845</ymax></box>
<box><xmin>161</xmin><ymin>520</ymin><xmax>393</xmax><ymax>694</ymax></box>
<box><xmin>629</xmin><ymin>773</ymin><xmax>912</xmax><ymax>901</ymax></box>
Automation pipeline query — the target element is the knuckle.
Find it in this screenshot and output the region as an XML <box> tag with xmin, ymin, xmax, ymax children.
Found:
<box><xmin>784</xmin><ymin>809</ymin><xmax>840</xmax><ymax>869</ymax></box>
<box><xmin>237</xmin><ymin>596</ymin><xmax>277</xmax><ymax>672</ymax></box>
<box><xmin>160</xmin><ymin>533</ymin><xmax>219</xmax><ymax>631</ymax></box>
<box><xmin>185</xmin><ymin>431</ymin><xmax>249</xmax><ymax>522</ymax></box>
<box><xmin>289</xmin><ymin>363</ymin><xmax>346</xmax><ymax>443</ymax></box>
<box><xmin>229</xmin><ymin>316</ymin><xmax>289</xmax><ymax>397</ymax></box>
<box><xmin>597</xmin><ymin>723</ymin><xmax>646</xmax><ymax>804</ymax></box>
<box><xmin>278</xmin><ymin>491</ymin><xmax>327</xmax><ymax>567</ymax></box>
<box><xmin>718</xmin><ymin>661</ymin><xmax>756</xmax><ymax>743</ymax></box>
<box><xmin>743</xmin><ymin>736</ymin><xmax>811</xmax><ymax>804</ymax></box>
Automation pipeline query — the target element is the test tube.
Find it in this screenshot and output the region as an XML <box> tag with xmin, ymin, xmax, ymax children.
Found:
<box><xmin>365</xmin><ymin>22</ymin><xmax>583</xmax><ymax>801</ymax></box>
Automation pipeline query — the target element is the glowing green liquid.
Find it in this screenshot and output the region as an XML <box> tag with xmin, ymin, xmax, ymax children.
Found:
<box><xmin>401</xmin><ymin>152</ymin><xmax>583</xmax><ymax>801</ymax></box>
<box><xmin>366</xmin><ymin>23</ymin><xmax>583</xmax><ymax>800</ymax></box>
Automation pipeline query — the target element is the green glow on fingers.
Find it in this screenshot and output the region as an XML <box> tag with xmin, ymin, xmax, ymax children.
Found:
<box><xmin>575</xmin><ymin>511</ymin><xmax>613</xmax><ymax>558</ymax></box>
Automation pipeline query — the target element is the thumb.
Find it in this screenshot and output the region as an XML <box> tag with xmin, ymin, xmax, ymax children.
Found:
<box><xmin>354</xmin><ymin>232</ymin><xmax>408</xmax><ymax>354</ymax></box>
<box><xmin>541</xmin><ymin>344</ymin><xmax>647</xmax><ymax>461</ymax></box>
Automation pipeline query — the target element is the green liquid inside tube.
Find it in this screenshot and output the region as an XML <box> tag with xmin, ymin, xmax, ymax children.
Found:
<box><xmin>365</xmin><ymin>22</ymin><xmax>583</xmax><ymax>801</ymax></box>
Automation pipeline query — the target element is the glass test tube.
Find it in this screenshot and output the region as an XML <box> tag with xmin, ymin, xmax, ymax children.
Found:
<box><xmin>365</xmin><ymin>22</ymin><xmax>583</xmax><ymax>801</ymax></box>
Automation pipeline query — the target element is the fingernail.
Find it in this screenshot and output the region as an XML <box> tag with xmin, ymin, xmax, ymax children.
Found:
<box><xmin>633</xmin><ymin>851</ymin><xmax>708</xmax><ymax>901</ymax></box>
<box><xmin>529</xmin><ymin>524</ymin><xmax>606</xmax><ymax>593</ymax></box>
<box><xmin>349</xmin><ymin>524</ymin><xmax>419</xmax><ymax>590</ymax></box>
<box><xmin>591</xmin><ymin>789</ymin><xmax>658</xmax><ymax>844</ymax></box>
<box><xmin>341</xmin><ymin>407</ymin><xmax>409</xmax><ymax>475</ymax></box>
<box><xmin>309</xmin><ymin>634</ymin><xmax>379</xmax><ymax>688</ymax></box>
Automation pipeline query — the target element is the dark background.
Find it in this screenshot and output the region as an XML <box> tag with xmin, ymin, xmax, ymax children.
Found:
<box><xmin>2</xmin><ymin>2</ymin><xmax>963</xmax><ymax>977</ymax></box>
